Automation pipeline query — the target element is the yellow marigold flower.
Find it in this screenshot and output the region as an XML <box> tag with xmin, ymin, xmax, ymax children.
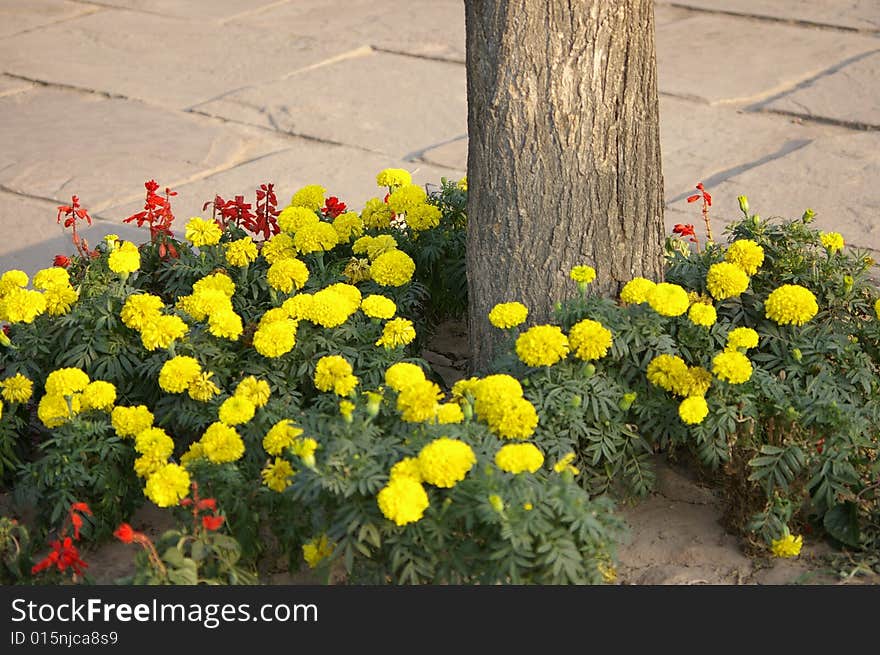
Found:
<box><xmin>111</xmin><ymin>405</ymin><xmax>154</xmax><ymax>438</ymax></box>
<box><xmin>266</xmin><ymin>257</ymin><xmax>310</xmax><ymax>294</ymax></box>
<box><xmin>397</xmin><ymin>379</ymin><xmax>442</xmax><ymax>423</ymax></box>
<box><xmin>218</xmin><ymin>395</ymin><xmax>256</xmax><ymax>426</ymax></box>
<box><xmin>263</xmin><ymin>419</ymin><xmax>304</xmax><ymax>456</ymax></box>
<box><xmin>495</xmin><ymin>443</ymin><xmax>544</xmax><ymax>474</ymax></box>
<box><xmin>262</xmin><ymin>458</ymin><xmax>294</xmax><ymax>493</ymax></box>
<box><xmin>770</xmin><ymin>533</ymin><xmax>803</xmax><ymax>558</ymax></box>
<box><xmin>208</xmin><ymin>308</ymin><xmax>243</xmax><ymax>340</ymax></box>
<box><xmin>134</xmin><ymin>427</ymin><xmax>174</xmax><ymax>458</ymax></box>
<box><xmin>387</xmin><ymin>184</ymin><xmax>427</xmax><ymax>214</ymax></box>
<box><xmin>376</xmin><ymin>168</ymin><xmax>412</xmax><ymax>188</ymax></box>
<box><xmin>290</xmin><ymin>184</ymin><xmax>326</xmax><ymax>210</ymax></box>
<box><xmin>108</xmin><ymin>241</ymin><xmax>140</xmax><ymax>274</ymax></box>
<box><xmin>332</xmin><ymin>211</ymin><xmax>364</xmax><ymax>242</ymax></box>
<box><xmin>646</xmin><ymin>354</ymin><xmax>691</xmax><ymax>395</ymax></box>
<box><xmin>121</xmin><ymin>294</ymin><xmax>164</xmax><ymax>330</ymax></box>
<box><xmin>45</xmin><ymin>367</ymin><xmax>89</xmax><ymax>396</ymax></box>
<box><xmin>687</xmin><ymin>367</ymin><xmax>712</xmax><ymax>397</ymax></box>
<box><xmin>688</xmin><ymin>302</ymin><xmax>717</xmax><ymax>327</ymax></box>
<box><xmin>377</xmin><ymin>477</ymin><xmax>429</xmax><ymax>526</ymax></box>
<box><xmin>620</xmin><ymin>277</ymin><xmax>656</xmax><ymax>304</ymax></box>
<box><xmin>282</xmin><ymin>294</ymin><xmax>314</xmax><ymax>320</ymax></box>
<box><xmin>726</xmin><ymin>327</ymin><xmax>759</xmax><ymax>351</ymax></box>
<box><xmin>472</xmin><ymin>374</ymin><xmax>524</xmax><ymax>423</ymax></box>
<box><xmin>875</xmin><ymin>298</ymin><xmax>880</xmax><ymax>320</ymax></box>
<box><xmin>293</xmin><ymin>221</ymin><xmax>338</xmax><ymax>255</ymax></box>
<box><xmin>570</xmin><ymin>265</ymin><xmax>597</xmax><ymax>284</ymax></box>
<box><xmin>765</xmin><ymin>284</ymin><xmax>819</xmax><ymax>326</ymax></box>
<box><xmin>306</xmin><ymin>289</ymin><xmax>356</xmax><ymax>328</ymax></box>
<box><xmin>302</xmin><ymin>534</ymin><xmax>333</xmax><ymax>568</ymax></box>
<box><xmin>261</xmin><ymin>232</ymin><xmax>296</xmax><ymax>264</ymax></box>
<box><xmin>553</xmin><ymin>452</ymin><xmax>580</xmax><ymax>475</ymax></box>
<box><xmin>253</xmin><ymin>319</ymin><xmax>297</xmax><ymax>358</ymax></box>
<box><xmin>488</xmin><ymin>397</ymin><xmax>539</xmax><ymax>439</ymax></box>
<box><xmin>647</xmin><ymin>282</ymin><xmax>690</xmax><ymax>316</ymax></box>
<box><xmin>134</xmin><ymin>453</ymin><xmax>166</xmax><ymax>479</ymax></box>
<box><xmin>158</xmin><ymin>356</ymin><xmax>201</xmax><ymax>393</ymax></box>
<box><xmin>515</xmin><ymin>325</ymin><xmax>569</xmax><ymax>367</ymax></box>
<box><xmin>678</xmin><ymin>396</ymin><xmax>709</xmax><ymax>425</ymax></box>
<box><xmin>1</xmin><ymin>373</ymin><xmax>32</xmax><ymax>403</ymax></box>
<box><xmin>385</xmin><ymin>362</ymin><xmax>426</xmax><ymax>392</ymax></box>
<box><xmin>185</xmin><ymin>217</ymin><xmax>222</xmax><ymax>247</ymax></box>
<box><xmin>37</xmin><ymin>393</ymin><xmax>76</xmax><ymax>428</ymax></box>
<box><xmin>140</xmin><ymin>315</ymin><xmax>187</xmax><ymax>351</ymax></box>
<box><xmin>820</xmin><ymin>232</ymin><xmax>844</xmax><ymax>253</ymax></box>
<box><xmin>314</xmin><ymin>355</ymin><xmax>358</xmax><ymax>396</ymax></box>
<box><xmin>144</xmin><ymin>463</ymin><xmax>190</xmax><ymax>508</ymax></box>
<box><xmin>180</xmin><ymin>442</ymin><xmax>205</xmax><ymax>468</ymax></box>
<box><xmin>365</xmin><ymin>235</ymin><xmax>399</xmax><ymax>261</ymax></box>
<box><xmin>725</xmin><ymin>239</ymin><xmax>765</xmax><ymax>275</ymax></box>
<box><xmin>44</xmin><ymin>284</ymin><xmax>79</xmax><ymax>316</ymax></box>
<box><xmin>406</xmin><ymin>203</ymin><xmax>441</xmax><ymax>231</ymax></box>
<box><xmin>488</xmin><ymin>494</ymin><xmax>504</xmax><ymax>513</ymax></box>
<box><xmin>188</xmin><ymin>371</ymin><xmax>221</xmax><ymax>402</ymax></box>
<box><xmin>706</xmin><ymin>262</ymin><xmax>750</xmax><ymax>300</ymax></box>
<box><xmin>457</xmin><ymin>176</ymin><xmax>468</xmax><ymax>191</ymax></box>
<box><xmin>0</xmin><ymin>288</ymin><xmax>47</xmax><ymax>323</ymax></box>
<box><xmin>390</xmin><ymin>457</ymin><xmax>422</xmax><ymax>482</ymax></box>
<box><xmin>324</xmin><ymin>283</ymin><xmax>362</xmax><ymax>310</ymax></box>
<box><xmin>568</xmin><ymin>319</ymin><xmax>613</xmax><ymax>360</ymax></box>
<box><xmin>225</xmin><ymin>237</ymin><xmax>258</xmax><ymax>267</ymax></box>
<box><xmin>361</xmin><ymin>294</ymin><xmax>396</xmax><ymax>319</ymax></box>
<box><xmin>236</xmin><ymin>376</ymin><xmax>270</xmax><ymax>408</ymax></box>
<box><xmin>80</xmin><ymin>380</ymin><xmax>116</xmax><ymax>412</ymax></box>
<box><xmin>488</xmin><ymin>301</ymin><xmax>528</xmax><ymax>329</ymax></box>
<box><xmin>258</xmin><ymin>308</ymin><xmax>287</xmax><ymax>328</ymax></box>
<box><xmin>33</xmin><ymin>267</ymin><xmax>70</xmax><ymax>290</ymax></box>
<box><xmin>712</xmin><ymin>350</ymin><xmax>753</xmax><ymax>384</ymax></box>
<box><xmin>360</xmin><ymin>198</ymin><xmax>394</xmax><ymax>230</ymax></box>
<box><xmin>290</xmin><ymin>436</ymin><xmax>318</xmax><ymax>467</ymax></box>
<box><xmin>178</xmin><ymin>289</ymin><xmax>231</xmax><ymax>322</ymax></box>
<box><xmin>0</xmin><ymin>270</ymin><xmax>28</xmax><ymax>295</ymax></box>
<box><xmin>417</xmin><ymin>438</ymin><xmax>476</xmax><ymax>488</ymax></box>
<box><xmin>339</xmin><ymin>399</ymin><xmax>355</xmax><ymax>421</ymax></box>
<box><xmin>371</xmin><ymin>249</ymin><xmax>415</xmax><ymax>287</ymax></box>
<box><xmin>200</xmin><ymin>422</ymin><xmax>245</xmax><ymax>464</ymax></box>
<box><xmin>277</xmin><ymin>206</ymin><xmax>319</xmax><ymax>235</ymax></box>
<box><xmin>343</xmin><ymin>257</ymin><xmax>372</xmax><ymax>284</ymax></box>
<box><xmin>523</xmin><ymin>502</ymin><xmax>533</xmax><ymax>511</ymax></box>
<box><xmin>376</xmin><ymin>317</ymin><xmax>416</xmax><ymax>349</ymax></box>
<box><xmin>435</xmin><ymin>403</ymin><xmax>464</xmax><ymax>424</ymax></box>
<box><xmin>193</xmin><ymin>272</ymin><xmax>235</xmax><ymax>298</ymax></box>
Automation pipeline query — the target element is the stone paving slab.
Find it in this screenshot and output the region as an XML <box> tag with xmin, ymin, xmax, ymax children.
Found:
<box><xmin>100</xmin><ymin>141</ymin><xmax>465</xmax><ymax>228</ymax></box>
<box><xmin>237</xmin><ymin>0</ymin><xmax>466</xmax><ymax>63</ymax></box>
<box><xmin>0</xmin><ymin>0</ymin><xmax>98</xmax><ymax>38</ymax></box>
<box><xmin>0</xmin><ymin>9</ymin><xmax>363</xmax><ymax>109</ymax></box>
<box><xmin>419</xmin><ymin>137</ymin><xmax>467</xmax><ymax>171</ymax></box>
<box><xmin>656</xmin><ymin>13</ymin><xmax>879</xmax><ymax>104</ymax></box>
<box><xmin>0</xmin><ymin>191</ymin><xmax>143</xmax><ymax>277</ymax></box>
<box><xmin>760</xmin><ymin>50</ymin><xmax>880</xmax><ymax>128</ymax></box>
<box><xmin>668</xmin><ymin>132</ymin><xmax>880</xmax><ymax>252</ymax></box>
<box><xmin>194</xmin><ymin>49</ymin><xmax>468</xmax><ymax>158</ymax></box>
<box><xmin>0</xmin><ymin>87</ymin><xmax>289</xmax><ymax>212</ymax></box>
<box><xmin>80</xmin><ymin>0</ymin><xmax>287</xmax><ymax>21</ymax></box>
<box><xmin>0</xmin><ymin>75</ymin><xmax>34</xmax><ymax>98</ymax></box>
<box><xmin>663</xmin><ymin>0</ymin><xmax>880</xmax><ymax>32</ymax></box>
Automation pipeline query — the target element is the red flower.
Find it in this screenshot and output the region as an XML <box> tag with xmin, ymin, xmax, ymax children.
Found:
<box><xmin>69</xmin><ymin>502</ymin><xmax>92</xmax><ymax>541</ymax></box>
<box><xmin>816</xmin><ymin>438</ymin><xmax>825</xmax><ymax>455</ymax></box>
<box><xmin>196</xmin><ymin>498</ymin><xmax>216</xmax><ymax>512</ymax></box>
<box><xmin>31</xmin><ymin>537</ymin><xmax>88</xmax><ymax>577</ymax></box>
<box><xmin>113</xmin><ymin>523</ymin><xmax>136</xmax><ymax>544</ymax></box>
<box><xmin>673</xmin><ymin>224</ymin><xmax>696</xmax><ymax>238</ymax></box>
<box><xmin>202</xmin><ymin>515</ymin><xmax>225</xmax><ymax>532</ymax></box>
<box><xmin>53</xmin><ymin>255</ymin><xmax>71</xmax><ymax>268</ymax></box>
<box><xmin>322</xmin><ymin>196</ymin><xmax>347</xmax><ymax>219</ymax></box>
<box><xmin>687</xmin><ymin>182</ymin><xmax>712</xmax><ymax>207</ymax></box>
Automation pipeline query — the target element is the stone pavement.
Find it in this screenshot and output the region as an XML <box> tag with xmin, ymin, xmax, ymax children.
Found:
<box><xmin>0</xmin><ymin>0</ymin><xmax>878</xmax><ymax>275</ymax></box>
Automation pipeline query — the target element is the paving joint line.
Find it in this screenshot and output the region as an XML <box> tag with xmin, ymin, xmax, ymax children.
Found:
<box><xmin>749</xmin><ymin>107</ymin><xmax>879</xmax><ymax>132</ymax></box>
<box><xmin>7</xmin><ymin>4</ymin><xmax>104</xmax><ymax>38</ymax></box>
<box><xmin>659</xmin><ymin>2</ymin><xmax>880</xmax><ymax>35</ymax></box>
<box><xmin>370</xmin><ymin>46</ymin><xmax>465</xmax><ymax>66</ymax></box>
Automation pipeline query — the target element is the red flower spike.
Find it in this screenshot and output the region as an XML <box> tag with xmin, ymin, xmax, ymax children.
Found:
<box><xmin>114</xmin><ymin>523</ymin><xmax>135</xmax><ymax>544</ymax></box>
<box><xmin>31</xmin><ymin>538</ymin><xmax>88</xmax><ymax>577</ymax></box>
<box><xmin>53</xmin><ymin>255</ymin><xmax>71</xmax><ymax>268</ymax></box>
<box><xmin>179</xmin><ymin>498</ymin><xmax>193</xmax><ymax>508</ymax></box>
<box><xmin>322</xmin><ymin>196</ymin><xmax>347</xmax><ymax>219</ymax></box>
<box><xmin>202</xmin><ymin>515</ymin><xmax>225</xmax><ymax>532</ymax></box>
<box><xmin>196</xmin><ymin>498</ymin><xmax>217</xmax><ymax>512</ymax></box>
<box><xmin>673</xmin><ymin>224</ymin><xmax>696</xmax><ymax>238</ymax></box>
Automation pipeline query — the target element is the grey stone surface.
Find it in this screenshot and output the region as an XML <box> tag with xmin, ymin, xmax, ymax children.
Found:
<box><xmin>656</xmin><ymin>14</ymin><xmax>879</xmax><ymax>104</ymax></box>
<box><xmin>0</xmin><ymin>9</ymin><xmax>362</xmax><ymax>108</ymax></box>
<box><xmin>663</xmin><ymin>0</ymin><xmax>880</xmax><ymax>32</ymax></box>
<box><xmin>194</xmin><ymin>50</ymin><xmax>468</xmax><ymax>158</ymax></box>
<box><xmin>761</xmin><ymin>50</ymin><xmax>880</xmax><ymax>128</ymax></box>
<box><xmin>100</xmin><ymin>142</ymin><xmax>464</xmax><ymax>226</ymax></box>
<box><xmin>0</xmin><ymin>75</ymin><xmax>34</xmax><ymax>98</ymax></box>
<box><xmin>419</xmin><ymin>137</ymin><xmax>467</xmax><ymax>171</ymax></box>
<box><xmin>0</xmin><ymin>0</ymin><xmax>98</xmax><ymax>38</ymax></box>
<box><xmin>0</xmin><ymin>87</ymin><xmax>288</xmax><ymax>212</ymax></box>
<box><xmin>80</xmin><ymin>0</ymin><xmax>287</xmax><ymax>21</ymax></box>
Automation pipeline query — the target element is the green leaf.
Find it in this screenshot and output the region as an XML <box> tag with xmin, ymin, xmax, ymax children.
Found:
<box><xmin>823</xmin><ymin>502</ymin><xmax>860</xmax><ymax>547</ymax></box>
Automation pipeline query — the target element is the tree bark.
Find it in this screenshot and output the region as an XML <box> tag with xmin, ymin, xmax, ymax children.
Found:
<box><xmin>465</xmin><ymin>0</ymin><xmax>665</xmax><ymax>372</ymax></box>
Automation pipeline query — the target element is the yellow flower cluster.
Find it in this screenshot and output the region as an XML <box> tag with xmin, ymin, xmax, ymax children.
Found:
<box><xmin>370</xmin><ymin>250</ymin><xmax>415</xmax><ymax>287</ymax></box>
<box><xmin>81</xmin><ymin>380</ymin><xmax>116</xmax><ymax>412</ymax></box>
<box><xmin>144</xmin><ymin>463</ymin><xmax>190</xmax><ymax>508</ymax></box>
<box><xmin>235</xmin><ymin>376</ymin><xmax>271</xmax><ymax>408</ymax></box>
<box><xmin>726</xmin><ymin>327</ymin><xmax>759</xmax><ymax>351</ymax></box>
<box><xmin>33</xmin><ymin>267</ymin><xmax>78</xmax><ymax>317</ymax></box>
<box><xmin>0</xmin><ymin>373</ymin><xmax>33</xmax><ymax>404</ymax></box>
<box><xmin>305</xmin><ymin>284</ymin><xmax>361</xmax><ymax>328</ymax></box>
<box><xmin>387</xmin><ymin>184</ymin><xmax>427</xmax><ymax>214</ymax></box>
<box><xmin>688</xmin><ymin>302</ymin><xmax>717</xmax><ymax>327</ymax></box>
<box><xmin>262</xmin><ymin>458</ymin><xmax>294</xmax><ymax>492</ymax></box>
<box><xmin>706</xmin><ymin>262</ymin><xmax>749</xmax><ymax>300</ymax></box>
<box><xmin>277</xmin><ymin>206</ymin><xmax>318</xmax><ymax>234</ymax></box>
<box><xmin>253</xmin><ymin>318</ymin><xmax>297</xmax><ymax>358</ymax></box>
<box><xmin>185</xmin><ymin>217</ymin><xmax>222</xmax><ymax>247</ymax></box>
<box><xmin>267</xmin><ymin>257</ymin><xmax>310</xmax><ymax>294</ymax></box>
<box><xmin>261</xmin><ymin>232</ymin><xmax>296</xmax><ymax>264</ymax></box>
<box><xmin>725</xmin><ymin>239</ymin><xmax>764</xmax><ymax>275</ymax></box>
<box><xmin>158</xmin><ymin>355</ymin><xmax>201</xmax><ymax>393</ymax></box>
<box><xmin>200</xmin><ymin>422</ymin><xmax>245</xmax><ymax>464</ymax></box>
<box><xmin>302</xmin><ymin>534</ymin><xmax>333</xmax><ymax>568</ymax></box>
<box><xmin>711</xmin><ymin>350</ymin><xmax>753</xmax><ymax>384</ymax></box>
<box><xmin>678</xmin><ymin>396</ymin><xmax>709</xmax><ymax>425</ymax></box>
<box><xmin>495</xmin><ymin>443</ymin><xmax>544</xmax><ymax>474</ymax></box>
<box><xmin>332</xmin><ymin>212</ymin><xmax>364</xmax><ymax>242</ymax></box>
<box><xmin>262</xmin><ymin>419</ymin><xmax>304</xmax><ymax>456</ymax></box>
<box><xmin>515</xmin><ymin>325</ymin><xmax>569</xmax><ymax>367</ymax></box>
<box><xmin>360</xmin><ymin>198</ymin><xmax>394</xmax><ymax>229</ymax></box>
<box><xmin>647</xmin><ymin>355</ymin><xmax>710</xmax><ymax>397</ymax></box>
<box><xmin>122</xmin><ymin>291</ymin><xmax>189</xmax><ymax>350</ymax></box>
<box><xmin>314</xmin><ymin>355</ymin><xmax>359</xmax><ymax>396</ymax></box>
<box><xmin>488</xmin><ymin>301</ymin><xmax>528</xmax><ymax>329</ymax></box>
<box><xmin>0</xmin><ymin>271</ymin><xmax>48</xmax><ymax>324</ymax></box>
<box><xmin>820</xmin><ymin>232</ymin><xmax>844</xmax><ymax>253</ymax></box>
<box><xmin>108</xmin><ymin>241</ymin><xmax>140</xmax><ymax>275</ymax></box>
<box><xmin>647</xmin><ymin>282</ymin><xmax>689</xmax><ymax>317</ymax></box>
<box><xmin>187</xmin><ymin>371</ymin><xmax>221</xmax><ymax>402</ymax></box>
<box><xmin>570</xmin><ymin>265</ymin><xmax>596</xmax><ymax>284</ymax></box>
<box><xmin>764</xmin><ymin>284</ymin><xmax>818</xmax><ymax>326</ymax></box>
<box><xmin>376</xmin><ymin>168</ymin><xmax>412</xmax><ymax>188</ymax></box>
<box><xmin>471</xmin><ymin>374</ymin><xmax>539</xmax><ymax>439</ymax></box>
<box><xmin>417</xmin><ymin>438</ymin><xmax>476</xmax><ymax>488</ymax></box>
<box><xmin>770</xmin><ymin>533</ymin><xmax>803</xmax><ymax>558</ymax></box>
<box><xmin>568</xmin><ymin>319</ymin><xmax>612</xmax><ymax>360</ymax></box>
<box><xmin>225</xmin><ymin>237</ymin><xmax>258</xmax><ymax>267</ymax></box>
<box><xmin>290</xmin><ymin>184</ymin><xmax>326</xmax><ymax>211</ymax></box>
<box><xmin>294</xmin><ymin>221</ymin><xmax>339</xmax><ymax>255</ymax></box>
<box><xmin>397</xmin><ymin>378</ymin><xmax>443</xmax><ymax>423</ymax></box>
<box><xmin>376</xmin><ymin>317</ymin><xmax>416</xmax><ymax>349</ymax></box>
<box><xmin>377</xmin><ymin>476</ymin><xmax>429</xmax><ymax>526</ymax></box>
<box><xmin>385</xmin><ymin>362</ymin><xmax>426</xmax><ymax>392</ymax></box>
<box><xmin>111</xmin><ymin>405</ymin><xmax>154</xmax><ymax>438</ymax></box>
<box><xmin>405</xmin><ymin>204</ymin><xmax>441</xmax><ymax>231</ymax></box>
<box><xmin>360</xmin><ymin>294</ymin><xmax>396</xmax><ymax>319</ymax></box>
<box><xmin>218</xmin><ymin>395</ymin><xmax>256</xmax><ymax>426</ymax></box>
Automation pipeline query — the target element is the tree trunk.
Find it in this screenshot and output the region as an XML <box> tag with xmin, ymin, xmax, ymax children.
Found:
<box><xmin>465</xmin><ymin>0</ymin><xmax>664</xmax><ymax>372</ymax></box>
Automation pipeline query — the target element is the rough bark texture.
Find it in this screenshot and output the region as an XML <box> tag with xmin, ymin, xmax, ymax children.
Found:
<box><xmin>465</xmin><ymin>0</ymin><xmax>665</xmax><ymax>372</ymax></box>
